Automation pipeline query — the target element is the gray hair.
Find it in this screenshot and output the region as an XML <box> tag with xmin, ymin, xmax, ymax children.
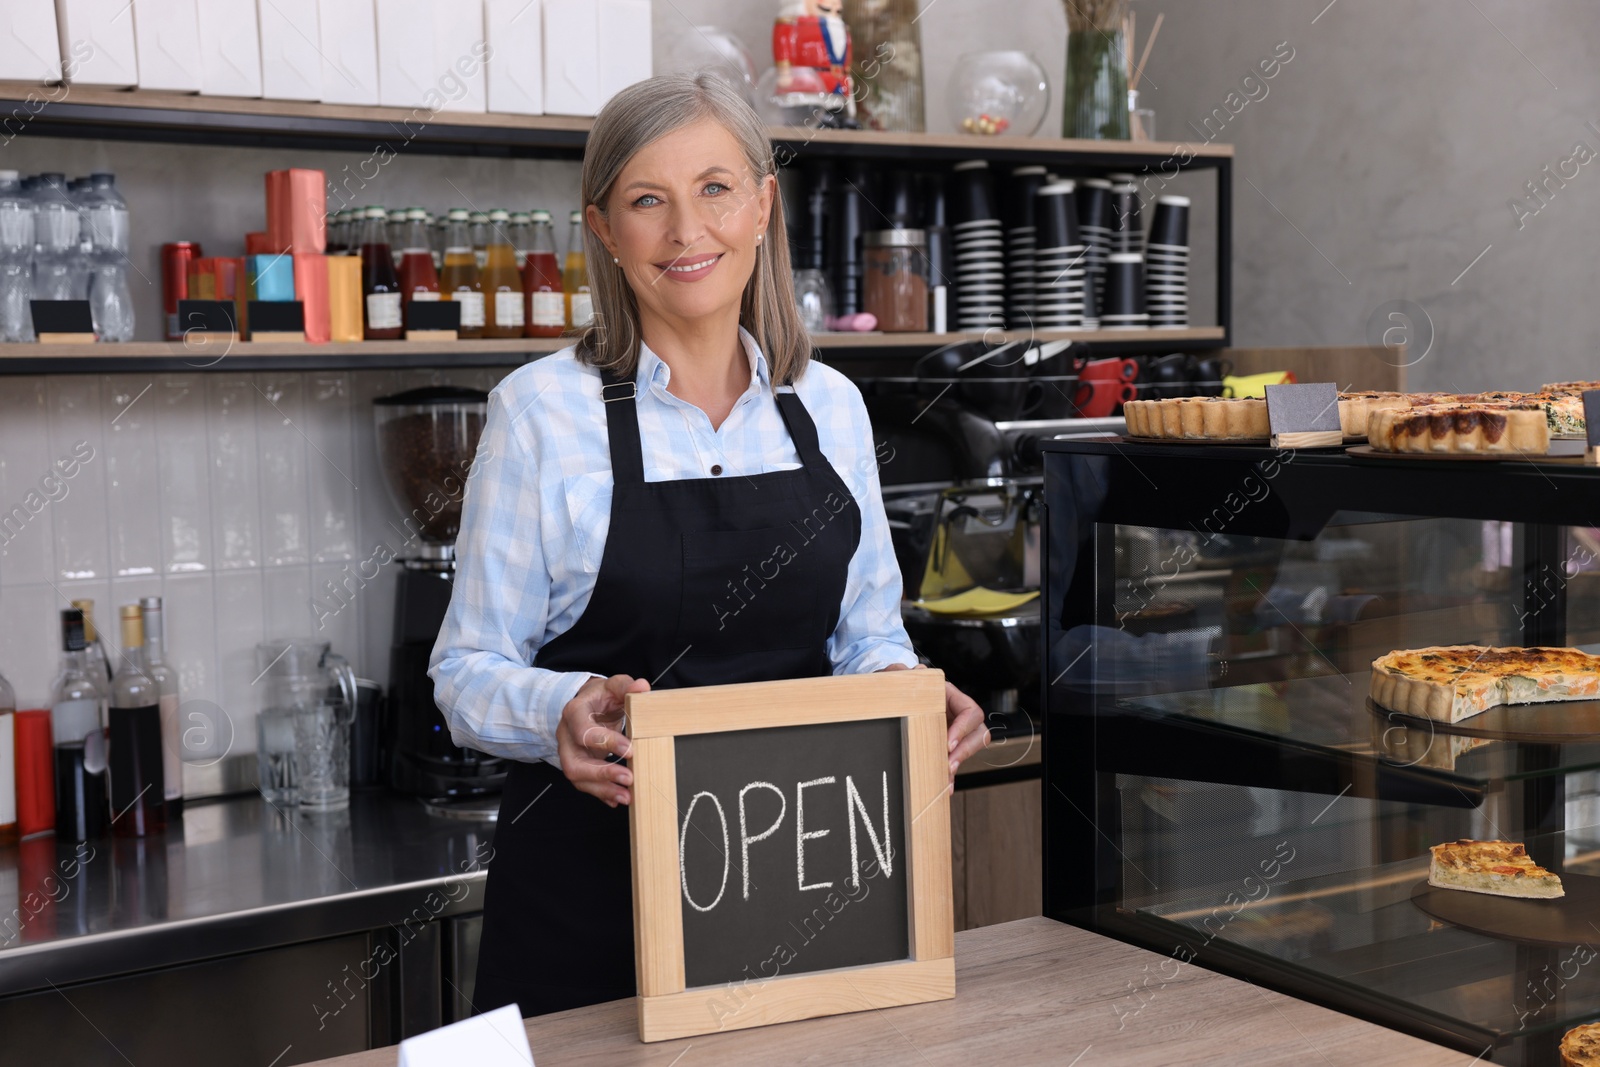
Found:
<box><xmin>575</xmin><ymin>71</ymin><xmax>812</xmax><ymax>385</ymax></box>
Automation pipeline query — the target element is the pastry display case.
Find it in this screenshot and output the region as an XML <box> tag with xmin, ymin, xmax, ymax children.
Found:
<box><xmin>1041</xmin><ymin>438</ymin><xmax>1600</xmax><ymax>1065</ymax></box>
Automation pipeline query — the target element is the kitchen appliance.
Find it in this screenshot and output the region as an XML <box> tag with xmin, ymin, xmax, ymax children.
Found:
<box><xmin>374</xmin><ymin>387</ymin><xmax>506</xmax><ymax>804</ymax></box>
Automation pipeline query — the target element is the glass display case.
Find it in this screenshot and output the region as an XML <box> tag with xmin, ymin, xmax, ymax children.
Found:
<box><xmin>1041</xmin><ymin>439</ymin><xmax>1600</xmax><ymax>1065</ymax></box>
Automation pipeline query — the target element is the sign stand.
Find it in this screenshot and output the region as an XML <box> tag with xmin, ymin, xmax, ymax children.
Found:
<box><xmin>1266</xmin><ymin>381</ymin><xmax>1344</xmax><ymax>448</ymax></box>
<box><xmin>1584</xmin><ymin>390</ymin><xmax>1600</xmax><ymax>467</ymax></box>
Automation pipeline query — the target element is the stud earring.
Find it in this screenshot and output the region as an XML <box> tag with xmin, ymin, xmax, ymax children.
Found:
<box><xmin>756</xmin><ymin>234</ymin><xmax>764</xmax><ymax>242</ymax></box>
<box><xmin>613</xmin><ymin>256</ymin><xmax>619</xmax><ymax>263</ymax></box>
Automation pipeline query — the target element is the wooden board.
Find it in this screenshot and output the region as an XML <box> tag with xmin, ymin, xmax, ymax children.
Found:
<box><xmin>1367</xmin><ymin>697</ymin><xmax>1600</xmax><ymax>743</ymax></box>
<box><xmin>1410</xmin><ymin>872</ymin><xmax>1600</xmax><ymax>947</ymax></box>
<box><xmin>1347</xmin><ymin>443</ymin><xmax>1586</xmax><ymax>463</ymax></box>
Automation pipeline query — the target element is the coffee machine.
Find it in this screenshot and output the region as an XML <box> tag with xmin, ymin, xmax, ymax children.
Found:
<box><xmin>373</xmin><ymin>387</ymin><xmax>507</xmax><ymax>806</ymax></box>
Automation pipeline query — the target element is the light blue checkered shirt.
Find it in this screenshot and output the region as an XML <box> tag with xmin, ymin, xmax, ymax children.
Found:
<box><xmin>429</xmin><ymin>327</ymin><xmax>918</xmax><ymax>765</ymax></box>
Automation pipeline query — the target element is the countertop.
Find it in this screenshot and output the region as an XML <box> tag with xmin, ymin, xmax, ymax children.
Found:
<box><xmin>0</xmin><ymin>792</ymin><xmax>494</xmax><ymax>997</ymax></box>
<box><xmin>305</xmin><ymin>916</ymin><xmax>1464</xmax><ymax>1067</ymax></box>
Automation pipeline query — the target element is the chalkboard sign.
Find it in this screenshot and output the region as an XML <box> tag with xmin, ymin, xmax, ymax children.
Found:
<box><xmin>626</xmin><ymin>670</ymin><xmax>953</xmax><ymax>1043</ymax></box>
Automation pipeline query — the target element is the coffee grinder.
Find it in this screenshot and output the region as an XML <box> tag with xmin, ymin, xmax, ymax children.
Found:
<box><xmin>373</xmin><ymin>387</ymin><xmax>506</xmax><ymax>808</ymax></box>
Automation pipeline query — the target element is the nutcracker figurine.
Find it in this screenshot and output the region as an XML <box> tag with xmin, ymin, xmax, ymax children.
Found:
<box><xmin>772</xmin><ymin>0</ymin><xmax>860</xmax><ymax>128</ymax></box>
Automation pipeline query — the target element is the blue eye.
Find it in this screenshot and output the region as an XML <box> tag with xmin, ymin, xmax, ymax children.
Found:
<box><xmin>704</xmin><ymin>182</ymin><xmax>729</xmax><ymax>196</ymax></box>
<box><xmin>634</xmin><ymin>194</ymin><xmax>660</xmax><ymax>207</ymax></box>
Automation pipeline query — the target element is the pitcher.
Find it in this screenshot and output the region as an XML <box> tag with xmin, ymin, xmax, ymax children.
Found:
<box><xmin>255</xmin><ymin>639</ymin><xmax>356</xmax><ymax>811</ymax></box>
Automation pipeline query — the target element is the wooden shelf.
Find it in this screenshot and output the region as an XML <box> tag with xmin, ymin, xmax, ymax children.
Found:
<box><xmin>811</xmin><ymin>327</ymin><xmax>1225</xmax><ymax>349</ymax></box>
<box><xmin>0</xmin><ymin>83</ymin><xmax>1231</xmax><ymax>169</ymax></box>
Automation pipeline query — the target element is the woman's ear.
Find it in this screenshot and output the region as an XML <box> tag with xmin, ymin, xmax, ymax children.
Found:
<box><xmin>756</xmin><ymin>173</ymin><xmax>775</xmax><ymax>237</ymax></box>
<box><xmin>585</xmin><ymin>202</ymin><xmax>617</xmax><ymax>259</ymax></box>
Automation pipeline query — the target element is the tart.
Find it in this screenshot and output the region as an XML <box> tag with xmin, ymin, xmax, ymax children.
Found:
<box><xmin>1367</xmin><ymin>403</ymin><xmax>1551</xmax><ymax>454</ymax></box>
<box><xmin>1371</xmin><ymin>645</ymin><xmax>1600</xmax><ymax>723</ymax></box>
<box><xmin>1427</xmin><ymin>839</ymin><xmax>1564</xmax><ymax>899</ymax></box>
<box><xmin>1123</xmin><ymin>396</ymin><xmax>1269</xmax><ymax>440</ymax></box>
<box><xmin>1562</xmin><ymin>1023</ymin><xmax>1600</xmax><ymax>1067</ymax></box>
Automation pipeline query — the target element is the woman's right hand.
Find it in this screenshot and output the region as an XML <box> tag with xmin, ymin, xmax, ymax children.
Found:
<box><xmin>556</xmin><ymin>674</ymin><xmax>650</xmax><ymax>808</ymax></box>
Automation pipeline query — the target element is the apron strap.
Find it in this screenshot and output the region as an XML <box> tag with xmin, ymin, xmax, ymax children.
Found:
<box><xmin>774</xmin><ymin>389</ymin><xmax>829</xmax><ymax>471</ymax></box>
<box><xmin>599</xmin><ymin>368</ymin><xmax>646</xmax><ymax>486</ymax></box>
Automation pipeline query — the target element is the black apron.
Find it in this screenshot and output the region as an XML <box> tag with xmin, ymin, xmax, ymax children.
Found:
<box><xmin>473</xmin><ymin>364</ymin><xmax>863</xmax><ymax>1018</ymax></box>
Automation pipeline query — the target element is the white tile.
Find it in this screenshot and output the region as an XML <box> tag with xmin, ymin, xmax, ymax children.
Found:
<box><xmin>256</xmin><ymin>373</ymin><xmax>311</xmax><ymax>567</ymax></box>
<box><xmin>155</xmin><ymin>376</ymin><xmax>213</xmax><ymax>574</ymax></box>
<box><xmin>212</xmin><ymin>569</ymin><xmax>265</xmax><ymax>756</ymax></box>
<box><xmin>45</xmin><ymin>376</ymin><xmax>111</xmax><ymax>582</ymax></box>
<box><xmin>263</xmin><ymin>562</ymin><xmax>314</xmax><ymax>640</ymax></box>
<box><xmin>0</xmin><ymin>378</ymin><xmax>56</xmax><ymax>587</ymax></box>
<box><xmin>207</xmin><ymin>374</ymin><xmax>262</xmax><ymax>570</ymax></box>
<box><xmin>103</xmin><ymin>374</ymin><xmax>164</xmax><ymax>579</ymax></box>
<box><xmin>357</xmin><ymin>560</ymin><xmax>398</xmax><ymax>684</ymax></box>
<box><xmin>305</xmin><ymin>371</ymin><xmax>358</xmax><ymax>564</ymax></box>
<box><xmin>0</xmin><ymin>584</ymin><xmax>63</xmax><ymax>710</ymax></box>
<box><xmin>311</xmin><ymin>562</ymin><xmax>362</xmax><ymax>666</ymax></box>
<box><xmin>159</xmin><ymin>573</ymin><xmax>218</xmax><ymax>707</ymax></box>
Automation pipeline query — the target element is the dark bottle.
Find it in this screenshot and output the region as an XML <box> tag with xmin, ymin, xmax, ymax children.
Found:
<box><xmin>51</xmin><ymin>607</ymin><xmax>108</xmax><ymax>842</ymax></box>
<box><xmin>109</xmin><ymin>604</ymin><xmax>165</xmax><ymax>838</ymax></box>
<box><xmin>359</xmin><ymin>204</ymin><xmax>403</xmax><ymax>340</ymax></box>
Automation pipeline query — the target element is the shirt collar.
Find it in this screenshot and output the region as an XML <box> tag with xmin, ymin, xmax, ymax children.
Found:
<box><xmin>636</xmin><ymin>326</ymin><xmax>773</xmax><ymax>399</ymax></box>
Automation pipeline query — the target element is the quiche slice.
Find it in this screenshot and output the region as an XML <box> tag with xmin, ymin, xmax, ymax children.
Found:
<box><xmin>1563</xmin><ymin>1023</ymin><xmax>1600</xmax><ymax>1067</ymax></box>
<box><xmin>1368</xmin><ymin>403</ymin><xmax>1551</xmax><ymax>454</ymax></box>
<box><xmin>1428</xmin><ymin>839</ymin><xmax>1564</xmax><ymax>899</ymax></box>
<box><xmin>1371</xmin><ymin>645</ymin><xmax>1600</xmax><ymax>722</ymax></box>
<box><xmin>1336</xmin><ymin>391</ymin><xmax>1413</xmax><ymax>438</ymax></box>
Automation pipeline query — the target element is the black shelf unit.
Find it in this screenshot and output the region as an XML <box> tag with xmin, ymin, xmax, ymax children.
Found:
<box><xmin>1040</xmin><ymin>439</ymin><xmax>1600</xmax><ymax>1065</ymax></box>
<box><xmin>0</xmin><ymin>86</ymin><xmax>1233</xmax><ymax>373</ymax></box>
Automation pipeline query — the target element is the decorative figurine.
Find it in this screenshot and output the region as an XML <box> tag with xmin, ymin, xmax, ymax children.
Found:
<box><xmin>772</xmin><ymin>0</ymin><xmax>860</xmax><ymax>128</ymax></box>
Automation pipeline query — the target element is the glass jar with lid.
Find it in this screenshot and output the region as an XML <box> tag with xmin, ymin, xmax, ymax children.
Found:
<box><xmin>862</xmin><ymin>229</ymin><xmax>929</xmax><ymax>333</ymax></box>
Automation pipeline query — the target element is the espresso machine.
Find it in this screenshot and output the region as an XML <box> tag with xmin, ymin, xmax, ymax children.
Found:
<box><xmin>373</xmin><ymin>387</ymin><xmax>507</xmax><ymax>810</ymax></box>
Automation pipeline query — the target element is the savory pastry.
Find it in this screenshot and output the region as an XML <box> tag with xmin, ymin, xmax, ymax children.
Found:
<box><xmin>1562</xmin><ymin>1023</ymin><xmax>1600</xmax><ymax>1067</ymax></box>
<box><xmin>1367</xmin><ymin>403</ymin><xmax>1551</xmax><ymax>454</ymax></box>
<box><xmin>1371</xmin><ymin>645</ymin><xmax>1600</xmax><ymax>722</ymax></box>
<box><xmin>1428</xmin><ymin>839</ymin><xmax>1564</xmax><ymax>899</ymax></box>
<box><xmin>1123</xmin><ymin>397</ymin><xmax>1269</xmax><ymax>440</ymax></box>
<box><xmin>1336</xmin><ymin>391</ymin><xmax>1413</xmax><ymax>438</ymax></box>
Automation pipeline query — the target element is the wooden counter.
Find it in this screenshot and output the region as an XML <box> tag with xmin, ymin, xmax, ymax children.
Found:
<box><xmin>305</xmin><ymin>916</ymin><xmax>1462</xmax><ymax>1066</ymax></box>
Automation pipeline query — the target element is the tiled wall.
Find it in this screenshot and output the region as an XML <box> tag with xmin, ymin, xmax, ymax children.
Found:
<box><xmin>0</xmin><ymin>366</ymin><xmax>511</xmax><ymax>748</ymax></box>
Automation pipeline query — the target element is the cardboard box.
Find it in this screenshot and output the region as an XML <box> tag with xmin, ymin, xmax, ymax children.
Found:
<box><xmin>54</xmin><ymin>0</ymin><xmax>139</xmax><ymax>88</ymax></box>
<box><xmin>484</xmin><ymin>0</ymin><xmax>542</xmax><ymax>115</ymax></box>
<box><xmin>196</xmin><ymin>0</ymin><xmax>262</xmax><ymax>97</ymax></box>
<box><xmin>596</xmin><ymin>0</ymin><xmax>649</xmax><ymax>106</ymax></box>
<box><xmin>542</xmin><ymin>0</ymin><xmax>599</xmax><ymax>117</ymax></box>
<box><xmin>432</xmin><ymin>0</ymin><xmax>487</xmax><ymax>113</ymax></box>
<box><xmin>131</xmin><ymin>0</ymin><xmax>202</xmax><ymax>92</ymax></box>
<box><xmin>258</xmin><ymin>0</ymin><xmax>321</xmax><ymax>101</ymax></box>
<box><xmin>247</xmin><ymin>254</ymin><xmax>296</xmax><ymax>302</ymax></box>
<box><xmin>317</xmin><ymin>0</ymin><xmax>379</xmax><ymax>107</ymax></box>
<box><xmin>293</xmin><ymin>254</ymin><xmax>332</xmax><ymax>343</ymax></box>
<box><xmin>326</xmin><ymin>255</ymin><xmax>364</xmax><ymax>341</ymax></box>
<box><xmin>375</xmin><ymin>0</ymin><xmax>432</xmax><ymax>110</ymax></box>
<box><xmin>0</xmin><ymin>1</ymin><xmax>62</xmax><ymax>83</ymax></box>
<box><xmin>266</xmin><ymin>168</ymin><xmax>328</xmax><ymax>255</ymax></box>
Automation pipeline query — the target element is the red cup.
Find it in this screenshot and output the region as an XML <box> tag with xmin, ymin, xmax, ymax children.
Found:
<box><xmin>1080</xmin><ymin>357</ymin><xmax>1139</xmax><ymax>383</ymax></box>
<box><xmin>1072</xmin><ymin>378</ymin><xmax>1138</xmax><ymax>418</ymax></box>
<box><xmin>14</xmin><ymin>709</ymin><xmax>54</xmax><ymax>838</ymax></box>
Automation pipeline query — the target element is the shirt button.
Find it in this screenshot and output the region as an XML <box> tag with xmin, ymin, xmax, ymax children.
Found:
<box><xmin>710</xmin><ymin>464</ymin><xmax>724</xmax><ymax>476</ymax></box>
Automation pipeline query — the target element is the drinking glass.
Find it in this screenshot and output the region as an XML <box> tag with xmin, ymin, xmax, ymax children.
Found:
<box><xmin>294</xmin><ymin>701</ymin><xmax>353</xmax><ymax>813</ymax></box>
<box><xmin>257</xmin><ymin>706</ymin><xmax>298</xmax><ymax>805</ymax></box>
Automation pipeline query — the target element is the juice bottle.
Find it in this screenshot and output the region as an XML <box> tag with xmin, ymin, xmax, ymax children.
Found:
<box><xmin>398</xmin><ymin>207</ymin><xmax>440</xmax><ymax>314</ymax></box>
<box><xmin>386</xmin><ymin>207</ymin><xmax>407</xmax><ymax>269</ymax></box>
<box><xmin>482</xmin><ymin>208</ymin><xmax>524</xmax><ymax>337</ymax></box>
<box><xmin>439</xmin><ymin>208</ymin><xmax>485</xmax><ymax>339</ymax></box>
<box><xmin>508</xmin><ymin>211</ymin><xmax>533</xmax><ymax>288</ymax></box>
<box><xmin>469</xmin><ymin>210</ymin><xmax>490</xmax><ymax>270</ymax></box>
<box><xmin>359</xmin><ymin>205</ymin><xmax>403</xmax><ymax>340</ymax></box>
<box><xmin>563</xmin><ymin>209</ymin><xmax>592</xmax><ymax>328</ymax></box>
<box><xmin>524</xmin><ymin>209</ymin><xmax>565</xmax><ymax>338</ymax></box>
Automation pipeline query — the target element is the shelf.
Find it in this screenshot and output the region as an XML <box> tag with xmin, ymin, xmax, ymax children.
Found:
<box><xmin>1</xmin><ymin>84</ymin><xmax>1230</xmax><ymax>169</ymax></box>
<box><xmin>0</xmin><ymin>327</ymin><xmax>1226</xmax><ymax>374</ymax></box>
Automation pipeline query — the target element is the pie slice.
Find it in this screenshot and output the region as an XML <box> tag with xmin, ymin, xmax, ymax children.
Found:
<box><xmin>1563</xmin><ymin>1023</ymin><xmax>1600</xmax><ymax>1067</ymax></box>
<box><xmin>1367</xmin><ymin>402</ymin><xmax>1551</xmax><ymax>454</ymax></box>
<box><xmin>1428</xmin><ymin>839</ymin><xmax>1564</xmax><ymax>899</ymax></box>
<box><xmin>1371</xmin><ymin>645</ymin><xmax>1600</xmax><ymax>722</ymax></box>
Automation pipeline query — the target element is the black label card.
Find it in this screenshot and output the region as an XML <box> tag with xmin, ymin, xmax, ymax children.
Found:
<box><xmin>175</xmin><ymin>300</ymin><xmax>240</xmax><ymax>337</ymax></box>
<box><xmin>406</xmin><ymin>299</ymin><xmax>461</xmax><ymax>331</ymax></box>
<box><xmin>249</xmin><ymin>300</ymin><xmax>304</xmax><ymax>333</ymax></box>
<box><xmin>1585</xmin><ymin>390</ymin><xmax>1600</xmax><ymax>448</ymax></box>
<box><xmin>30</xmin><ymin>300</ymin><xmax>94</xmax><ymax>334</ymax></box>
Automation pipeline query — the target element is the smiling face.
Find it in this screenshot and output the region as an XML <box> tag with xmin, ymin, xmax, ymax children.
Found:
<box><xmin>587</xmin><ymin>118</ymin><xmax>774</xmax><ymax>331</ymax></box>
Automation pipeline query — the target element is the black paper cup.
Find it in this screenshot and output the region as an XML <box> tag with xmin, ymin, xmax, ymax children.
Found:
<box><xmin>1101</xmin><ymin>253</ymin><xmax>1144</xmax><ymax>317</ymax></box>
<box><xmin>1149</xmin><ymin>196</ymin><xmax>1190</xmax><ymax>248</ymax></box>
<box><xmin>952</xmin><ymin>160</ymin><xmax>997</xmax><ymax>225</ymax></box>
<box><xmin>1075</xmin><ymin>178</ymin><xmax>1111</xmax><ymax>233</ymax></box>
<box><xmin>1111</xmin><ymin>182</ymin><xmax>1141</xmax><ymax>246</ymax></box>
<box><xmin>1004</xmin><ymin>165</ymin><xmax>1048</xmax><ymax>231</ymax></box>
<box><xmin>1035</xmin><ymin>182</ymin><xmax>1080</xmax><ymax>250</ymax></box>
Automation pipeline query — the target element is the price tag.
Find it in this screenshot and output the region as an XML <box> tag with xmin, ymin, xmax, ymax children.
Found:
<box><xmin>397</xmin><ymin>1004</ymin><xmax>534</xmax><ymax>1066</ymax></box>
<box><xmin>30</xmin><ymin>300</ymin><xmax>95</xmax><ymax>342</ymax></box>
<box><xmin>248</xmin><ymin>300</ymin><xmax>305</xmax><ymax>342</ymax></box>
<box><xmin>1584</xmin><ymin>389</ymin><xmax>1600</xmax><ymax>466</ymax></box>
<box><xmin>1265</xmin><ymin>381</ymin><xmax>1344</xmax><ymax>448</ymax></box>
<box><xmin>405</xmin><ymin>299</ymin><xmax>462</xmax><ymax>341</ymax></box>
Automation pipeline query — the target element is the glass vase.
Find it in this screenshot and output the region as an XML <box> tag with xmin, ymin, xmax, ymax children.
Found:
<box><xmin>843</xmin><ymin>0</ymin><xmax>925</xmax><ymax>132</ymax></box>
<box><xmin>1064</xmin><ymin>28</ymin><xmax>1129</xmax><ymax>140</ymax></box>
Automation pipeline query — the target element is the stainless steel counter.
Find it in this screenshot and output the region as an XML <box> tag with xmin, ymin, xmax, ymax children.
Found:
<box><xmin>0</xmin><ymin>792</ymin><xmax>495</xmax><ymax>998</ymax></box>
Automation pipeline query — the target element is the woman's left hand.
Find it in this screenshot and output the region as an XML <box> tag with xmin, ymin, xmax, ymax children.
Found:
<box><xmin>880</xmin><ymin>663</ymin><xmax>989</xmax><ymax>786</ymax></box>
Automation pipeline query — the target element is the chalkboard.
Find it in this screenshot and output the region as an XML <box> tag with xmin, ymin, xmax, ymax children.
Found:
<box><xmin>675</xmin><ymin>718</ymin><xmax>909</xmax><ymax>989</ymax></box>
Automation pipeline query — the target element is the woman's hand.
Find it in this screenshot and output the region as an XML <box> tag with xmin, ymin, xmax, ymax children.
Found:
<box><xmin>556</xmin><ymin>673</ymin><xmax>650</xmax><ymax>808</ymax></box>
<box><xmin>880</xmin><ymin>663</ymin><xmax>989</xmax><ymax>786</ymax></box>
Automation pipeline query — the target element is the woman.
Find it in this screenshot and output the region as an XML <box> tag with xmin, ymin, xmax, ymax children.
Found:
<box><xmin>429</xmin><ymin>71</ymin><xmax>991</xmax><ymax>1020</ymax></box>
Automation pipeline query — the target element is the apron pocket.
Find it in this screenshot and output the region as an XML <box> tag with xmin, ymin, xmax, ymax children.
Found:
<box><xmin>680</xmin><ymin>525</ymin><xmax>828</xmax><ymax>654</ymax></box>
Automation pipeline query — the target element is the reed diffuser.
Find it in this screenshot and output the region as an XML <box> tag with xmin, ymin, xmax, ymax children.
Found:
<box><xmin>1062</xmin><ymin>0</ymin><xmax>1129</xmax><ymax>140</ymax></box>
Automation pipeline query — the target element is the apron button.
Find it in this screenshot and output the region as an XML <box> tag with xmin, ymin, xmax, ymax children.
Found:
<box><xmin>710</xmin><ymin>464</ymin><xmax>723</xmax><ymax>476</ymax></box>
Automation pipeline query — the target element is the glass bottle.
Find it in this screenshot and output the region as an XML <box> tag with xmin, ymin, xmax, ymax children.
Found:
<box><xmin>508</xmin><ymin>211</ymin><xmax>532</xmax><ymax>287</ymax></box>
<box><xmin>139</xmin><ymin>596</ymin><xmax>182</xmax><ymax>818</ymax></box>
<box><xmin>0</xmin><ymin>666</ymin><xmax>15</xmax><ymax>845</ymax></box>
<box><xmin>524</xmin><ymin>209</ymin><xmax>564</xmax><ymax>338</ymax></box>
<box><xmin>73</xmin><ymin>598</ymin><xmax>114</xmax><ymax>687</ymax></box>
<box><xmin>52</xmin><ymin>607</ymin><xmax>108</xmax><ymax>842</ymax></box>
<box><xmin>430</xmin><ymin>213</ymin><xmax>447</xmax><ymax>272</ymax></box>
<box><xmin>387</xmin><ymin>207</ymin><xmax>408</xmax><ymax>269</ymax></box>
<box><xmin>440</xmin><ymin>208</ymin><xmax>485</xmax><ymax>339</ymax></box>
<box><xmin>0</xmin><ymin>169</ymin><xmax>35</xmax><ymax>342</ymax></box>
<box><xmin>84</xmin><ymin>172</ymin><xmax>134</xmax><ymax>342</ymax></box>
<box><xmin>469</xmin><ymin>210</ymin><xmax>490</xmax><ymax>270</ymax></box>
<box><xmin>482</xmin><ymin>208</ymin><xmax>524</xmax><ymax>337</ymax></box>
<box><xmin>398</xmin><ymin>207</ymin><xmax>440</xmax><ymax>312</ymax></box>
<box><xmin>563</xmin><ymin>210</ymin><xmax>592</xmax><ymax>328</ymax></box>
<box><xmin>359</xmin><ymin>205</ymin><xmax>403</xmax><ymax>340</ymax></box>
<box><xmin>109</xmin><ymin>604</ymin><xmax>165</xmax><ymax>838</ymax></box>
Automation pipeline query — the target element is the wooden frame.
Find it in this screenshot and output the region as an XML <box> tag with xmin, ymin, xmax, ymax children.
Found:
<box><xmin>626</xmin><ymin>670</ymin><xmax>955</xmax><ymax>1042</ymax></box>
